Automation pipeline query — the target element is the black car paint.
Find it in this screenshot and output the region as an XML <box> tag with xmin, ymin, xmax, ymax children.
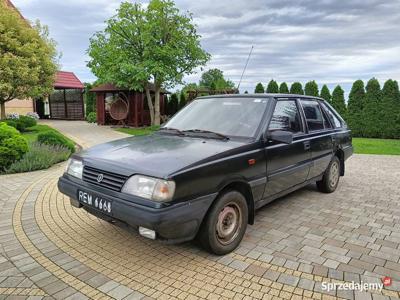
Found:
<box><xmin>58</xmin><ymin>94</ymin><xmax>353</xmax><ymax>243</ymax></box>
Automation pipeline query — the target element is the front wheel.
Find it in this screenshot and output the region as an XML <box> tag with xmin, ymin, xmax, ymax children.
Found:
<box><xmin>197</xmin><ymin>190</ymin><xmax>248</xmax><ymax>255</ymax></box>
<box><xmin>317</xmin><ymin>156</ymin><xmax>341</xmax><ymax>193</ymax></box>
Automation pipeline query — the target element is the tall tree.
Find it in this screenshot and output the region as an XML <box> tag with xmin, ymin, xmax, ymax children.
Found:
<box><xmin>0</xmin><ymin>3</ymin><xmax>58</xmax><ymax>119</ymax></box>
<box><xmin>266</xmin><ymin>80</ymin><xmax>279</xmax><ymax>93</ymax></box>
<box><xmin>380</xmin><ymin>79</ymin><xmax>400</xmax><ymax>138</ymax></box>
<box><xmin>88</xmin><ymin>1</ymin><xmax>210</xmax><ymax>126</ymax></box>
<box><xmin>347</xmin><ymin>80</ymin><xmax>365</xmax><ymax>137</ymax></box>
<box><xmin>304</xmin><ymin>80</ymin><xmax>319</xmax><ymax>97</ymax></box>
<box><xmin>320</xmin><ymin>85</ymin><xmax>331</xmax><ymax>103</ymax></box>
<box><xmin>290</xmin><ymin>82</ymin><xmax>304</xmax><ymax>95</ymax></box>
<box><xmin>279</xmin><ymin>82</ymin><xmax>289</xmax><ymax>93</ymax></box>
<box><xmin>363</xmin><ymin>78</ymin><xmax>381</xmax><ymax>138</ymax></box>
<box><xmin>331</xmin><ymin>85</ymin><xmax>347</xmax><ymax>118</ymax></box>
<box><xmin>199</xmin><ymin>69</ymin><xmax>235</xmax><ymax>91</ymax></box>
<box><xmin>254</xmin><ymin>83</ymin><xmax>264</xmax><ymax>93</ymax></box>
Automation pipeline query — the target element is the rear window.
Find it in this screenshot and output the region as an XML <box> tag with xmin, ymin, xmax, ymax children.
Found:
<box><xmin>300</xmin><ymin>100</ymin><xmax>324</xmax><ymax>131</ymax></box>
<box><xmin>320</xmin><ymin>102</ymin><xmax>343</xmax><ymax>128</ymax></box>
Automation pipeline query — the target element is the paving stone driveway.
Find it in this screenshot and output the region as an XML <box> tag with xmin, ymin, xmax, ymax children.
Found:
<box><xmin>0</xmin><ymin>120</ymin><xmax>399</xmax><ymax>300</ymax></box>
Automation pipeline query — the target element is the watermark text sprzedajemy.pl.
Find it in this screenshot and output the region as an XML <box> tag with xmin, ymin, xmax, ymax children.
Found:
<box><xmin>322</xmin><ymin>280</ymin><xmax>388</xmax><ymax>292</ymax></box>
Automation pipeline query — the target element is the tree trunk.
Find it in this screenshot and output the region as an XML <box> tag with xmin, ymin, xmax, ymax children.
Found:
<box><xmin>154</xmin><ymin>84</ymin><xmax>161</xmax><ymax>126</ymax></box>
<box><xmin>145</xmin><ymin>86</ymin><xmax>154</xmax><ymax>126</ymax></box>
<box><xmin>0</xmin><ymin>101</ymin><xmax>5</xmax><ymax>120</ymax></box>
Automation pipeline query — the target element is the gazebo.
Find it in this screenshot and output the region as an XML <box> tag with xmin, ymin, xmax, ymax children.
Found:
<box><xmin>47</xmin><ymin>71</ymin><xmax>85</xmax><ymax>120</ymax></box>
<box><xmin>91</xmin><ymin>83</ymin><xmax>167</xmax><ymax>127</ymax></box>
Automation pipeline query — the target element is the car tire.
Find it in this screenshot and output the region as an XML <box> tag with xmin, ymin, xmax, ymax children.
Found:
<box><xmin>197</xmin><ymin>190</ymin><xmax>248</xmax><ymax>255</ymax></box>
<box><xmin>317</xmin><ymin>156</ymin><xmax>341</xmax><ymax>193</ymax></box>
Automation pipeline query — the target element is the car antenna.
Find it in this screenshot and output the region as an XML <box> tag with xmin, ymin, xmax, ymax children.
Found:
<box><xmin>237</xmin><ymin>45</ymin><xmax>254</xmax><ymax>91</ymax></box>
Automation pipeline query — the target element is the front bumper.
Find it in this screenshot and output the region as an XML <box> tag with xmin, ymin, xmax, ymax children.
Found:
<box><xmin>58</xmin><ymin>175</ymin><xmax>216</xmax><ymax>243</ymax></box>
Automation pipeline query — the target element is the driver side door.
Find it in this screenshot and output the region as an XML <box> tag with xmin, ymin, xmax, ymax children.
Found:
<box><xmin>263</xmin><ymin>98</ymin><xmax>311</xmax><ymax>197</ymax></box>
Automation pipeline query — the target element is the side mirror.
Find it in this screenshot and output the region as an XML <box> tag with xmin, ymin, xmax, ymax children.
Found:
<box><xmin>266</xmin><ymin>130</ymin><xmax>293</xmax><ymax>144</ymax></box>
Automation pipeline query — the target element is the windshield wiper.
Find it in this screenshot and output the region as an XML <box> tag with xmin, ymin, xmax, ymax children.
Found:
<box><xmin>182</xmin><ymin>129</ymin><xmax>229</xmax><ymax>140</ymax></box>
<box><xmin>159</xmin><ymin>127</ymin><xmax>185</xmax><ymax>135</ymax></box>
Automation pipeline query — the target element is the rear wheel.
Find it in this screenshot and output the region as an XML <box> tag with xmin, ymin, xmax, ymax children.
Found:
<box><xmin>317</xmin><ymin>156</ymin><xmax>341</xmax><ymax>193</ymax></box>
<box><xmin>198</xmin><ymin>190</ymin><xmax>248</xmax><ymax>255</ymax></box>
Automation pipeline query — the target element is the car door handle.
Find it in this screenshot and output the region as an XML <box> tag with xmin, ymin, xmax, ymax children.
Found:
<box><xmin>304</xmin><ymin>141</ymin><xmax>311</xmax><ymax>150</ymax></box>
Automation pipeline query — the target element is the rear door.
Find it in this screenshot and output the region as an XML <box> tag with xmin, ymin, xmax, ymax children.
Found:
<box><xmin>263</xmin><ymin>98</ymin><xmax>311</xmax><ymax>197</ymax></box>
<box><xmin>299</xmin><ymin>99</ymin><xmax>334</xmax><ymax>179</ymax></box>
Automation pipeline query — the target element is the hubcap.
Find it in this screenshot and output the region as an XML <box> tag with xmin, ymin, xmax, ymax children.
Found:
<box><xmin>216</xmin><ymin>202</ymin><xmax>242</xmax><ymax>245</ymax></box>
<box><xmin>329</xmin><ymin>161</ymin><xmax>339</xmax><ymax>188</ymax></box>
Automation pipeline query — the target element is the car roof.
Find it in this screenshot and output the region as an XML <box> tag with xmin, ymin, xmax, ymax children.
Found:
<box><xmin>196</xmin><ymin>93</ymin><xmax>325</xmax><ymax>101</ymax></box>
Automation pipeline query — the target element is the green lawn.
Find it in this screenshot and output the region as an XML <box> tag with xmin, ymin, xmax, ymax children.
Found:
<box><xmin>353</xmin><ymin>138</ymin><xmax>400</xmax><ymax>155</ymax></box>
<box><xmin>115</xmin><ymin>125</ymin><xmax>160</xmax><ymax>136</ymax></box>
<box><xmin>22</xmin><ymin>124</ymin><xmax>75</xmax><ymax>145</ymax></box>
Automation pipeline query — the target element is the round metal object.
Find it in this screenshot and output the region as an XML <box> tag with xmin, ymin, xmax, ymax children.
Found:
<box><xmin>216</xmin><ymin>202</ymin><xmax>242</xmax><ymax>245</ymax></box>
<box><xmin>329</xmin><ymin>161</ymin><xmax>339</xmax><ymax>188</ymax></box>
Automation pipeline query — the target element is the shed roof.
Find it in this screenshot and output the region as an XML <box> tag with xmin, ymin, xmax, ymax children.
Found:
<box><xmin>54</xmin><ymin>71</ymin><xmax>84</xmax><ymax>89</ymax></box>
<box><xmin>90</xmin><ymin>82</ymin><xmax>169</xmax><ymax>94</ymax></box>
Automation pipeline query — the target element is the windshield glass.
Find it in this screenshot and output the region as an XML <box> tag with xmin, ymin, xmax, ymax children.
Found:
<box><xmin>163</xmin><ymin>97</ymin><xmax>269</xmax><ymax>137</ymax></box>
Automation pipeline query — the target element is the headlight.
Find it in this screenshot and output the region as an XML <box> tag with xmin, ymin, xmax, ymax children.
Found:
<box><xmin>121</xmin><ymin>175</ymin><xmax>175</xmax><ymax>202</ymax></box>
<box><xmin>66</xmin><ymin>158</ymin><xmax>83</xmax><ymax>179</ymax></box>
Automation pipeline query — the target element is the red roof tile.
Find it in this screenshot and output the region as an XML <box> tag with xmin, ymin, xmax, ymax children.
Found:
<box><xmin>54</xmin><ymin>71</ymin><xmax>84</xmax><ymax>89</ymax></box>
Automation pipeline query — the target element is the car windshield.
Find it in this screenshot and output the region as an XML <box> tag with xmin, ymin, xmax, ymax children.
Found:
<box><xmin>163</xmin><ymin>97</ymin><xmax>269</xmax><ymax>138</ymax></box>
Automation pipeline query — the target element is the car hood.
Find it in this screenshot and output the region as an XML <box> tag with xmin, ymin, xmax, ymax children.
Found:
<box><xmin>77</xmin><ymin>133</ymin><xmax>248</xmax><ymax>178</ymax></box>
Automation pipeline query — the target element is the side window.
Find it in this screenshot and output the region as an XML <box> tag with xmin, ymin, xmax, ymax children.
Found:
<box><xmin>301</xmin><ymin>100</ymin><xmax>324</xmax><ymax>131</ymax></box>
<box><xmin>321</xmin><ymin>107</ymin><xmax>333</xmax><ymax>129</ymax></box>
<box><xmin>321</xmin><ymin>102</ymin><xmax>342</xmax><ymax>128</ymax></box>
<box><xmin>269</xmin><ymin>100</ymin><xmax>303</xmax><ymax>133</ymax></box>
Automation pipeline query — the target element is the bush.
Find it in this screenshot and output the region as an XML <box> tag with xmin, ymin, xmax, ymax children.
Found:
<box><xmin>0</xmin><ymin>123</ymin><xmax>29</xmax><ymax>170</ymax></box>
<box><xmin>19</xmin><ymin>115</ymin><xmax>37</xmax><ymax>129</ymax></box>
<box><xmin>86</xmin><ymin>112</ymin><xmax>97</xmax><ymax>123</ymax></box>
<box><xmin>37</xmin><ymin>131</ymin><xmax>75</xmax><ymax>153</ymax></box>
<box><xmin>4</xmin><ymin>142</ymin><xmax>71</xmax><ymax>174</ymax></box>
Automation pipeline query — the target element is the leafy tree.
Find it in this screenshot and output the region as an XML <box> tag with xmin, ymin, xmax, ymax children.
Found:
<box><xmin>266</xmin><ymin>80</ymin><xmax>279</xmax><ymax>93</ymax></box>
<box><xmin>304</xmin><ymin>80</ymin><xmax>319</xmax><ymax>97</ymax></box>
<box><xmin>279</xmin><ymin>82</ymin><xmax>289</xmax><ymax>93</ymax></box>
<box><xmin>167</xmin><ymin>93</ymin><xmax>179</xmax><ymax>115</ymax></box>
<box><xmin>290</xmin><ymin>82</ymin><xmax>304</xmax><ymax>95</ymax></box>
<box><xmin>380</xmin><ymin>79</ymin><xmax>400</xmax><ymax>138</ymax></box>
<box><xmin>331</xmin><ymin>85</ymin><xmax>346</xmax><ymax>118</ymax></box>
<box><xmin>363</xmin><ymin>78</ymin><xmax>381</xmax><ymax>138</ymax></box>
<box><xmin>347</xmin><ymin>80</ymin><xmax>365</xmax><ymax>137</ymax></box>
<box><xmin>87</xmin><ymin>0</ymin><xmax>210</xmax><ymax>126</ymax></box>
<box><xmin>179</xmin><ymin>90</ymin><xmax>187</xmax><ymax>109</ymax></box>
<box><xmin>254</xmin><ymin>83</ymin><xmax>264</xmax><ymax>93</ymax></box>
<box><xmin>320</xmin><ymin>85</ymin><xmax>331</xmax><ymax>103</ymax></box>
<box><xmin>199</xmin><ymin>69</ymin><xmax>235</xmax><ymax>91</ymax></box>
<box><xmin>0</xmin><ymin>3</ymin><xmax>58</xmax><ymax>119</ymax></box>
<box><xmin>84</xmin><ymin>83</ymin><xmax>96</xmax><ymax>116</ymax></box>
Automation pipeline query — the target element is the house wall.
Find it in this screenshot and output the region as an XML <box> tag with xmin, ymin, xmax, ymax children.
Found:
<box><xmin>5</xmin><ymin>98</ymin><xmax>34</xmax><ymax>115</ymax></box>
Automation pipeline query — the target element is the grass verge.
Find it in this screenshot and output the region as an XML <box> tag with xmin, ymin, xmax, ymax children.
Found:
<box><xmin>115</xmin><ymin>125</ymin><xmax>160</xmax><ymax>136</ymax></box>
<box><xmin>353</xmin><ymin>138</ymin><xmax>400</xmax><ymax>155</ymax></box>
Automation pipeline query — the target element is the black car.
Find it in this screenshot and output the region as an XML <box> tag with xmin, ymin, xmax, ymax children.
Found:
<box><xmin>58</xmin><ymin>94</ymin><xmax>352</xmax><ymax>254</ymax></box>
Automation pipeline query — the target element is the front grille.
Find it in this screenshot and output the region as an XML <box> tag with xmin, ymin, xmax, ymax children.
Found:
<box><xmin>83</xmin><ymin>166</ymin><xmax>127</xmax><ymax>191</ymax></box>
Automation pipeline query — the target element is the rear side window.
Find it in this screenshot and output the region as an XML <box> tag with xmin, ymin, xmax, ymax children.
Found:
<box><xmin>320</xmin><ymin>102</ymin><xmax>342</xmax><ymax>128</ymax></box>
<box><xmin>269</xmin><ymin>100</ymin><xmax>303</xmax><ymax>133</ymax></box>
<box><xmin>300</xmin><ymin>100</ymin><xmax>324</xmax><ymax>131</ymax></box>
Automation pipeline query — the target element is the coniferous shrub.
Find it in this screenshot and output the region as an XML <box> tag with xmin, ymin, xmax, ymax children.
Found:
<box><xmin>347</xmin><ymin>80</ymin><xmax>365</xmax><ymax>137</ymax></box>
<box><xmin>320</xmin><ymin>85</ymin><xmax>331</xmax><ymax>103</ymax></box>
<box><xmin>279</xmin><ymin>82</ymin><xmax>289</xmax><ymax>93</ymax></box>
<box><xmin>290</xmin><ymin>82</ymin><xmax>304</xmax><ymax>95</ymax></box>
<box><xmin>254</xmin><ymin>83</ymin><xmax>264</xmax><ymax>93</ymax></box>
<box><xmin>266</xmin><ymin>80</ymin><xmax>279</xmax><ymax>93</ymax></box>
<box><xmin>304</xmin><ymin>80</ymin><xmax>319</xmax><ymax>97</ymax></box>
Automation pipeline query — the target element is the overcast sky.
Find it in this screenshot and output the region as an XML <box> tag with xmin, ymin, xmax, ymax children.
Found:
<box><xmin>12</xmin><ymin>0</ymin><xmax>400</xmax><ymax>95</ymax></box>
